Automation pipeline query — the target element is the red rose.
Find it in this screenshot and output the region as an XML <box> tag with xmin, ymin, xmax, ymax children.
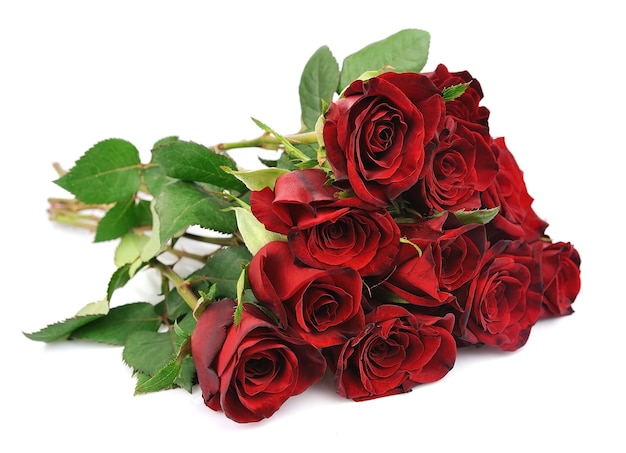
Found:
<box><xmin>250</xmin><ymin>168</ymin><xmax>400</xmax><ymax>277</ymax></box>
<box><xmin>407</xmin><ymin>116</ymin><xmax>498</xmax><ymax>214</ymax></box>
<box><xmin>328</xmin><ymin>304</ymin><xmax>456</xmax><ymax>401</ymax></box>
<box><xmin>323</xmin><ymin>72</ymin><xmax>445</xmax><ymax>207</ymax></box>
<box><xmin>248</xmin><ymin>241</ymin><xmax>365</xmax><ymax>348</ymax></box>
<box><xmin>378</xmin><ymin>213</ymin><xmax>487</xmax><ymax>309</ymax></box>
<box><xmin>458</xmin><ymin>240</ymin><xmax>543</xmax><ymax>351</ymax></box>
<box><xmin>539</xmin><ymin>241</ymin><xmax>582</xmax><ymax>318</ymax></box>
<box><xmin>481</xmin><ymin>137</ymin><xmax>548</xmax><ymax>242</ymax></box>
<box><xmin>191</xmin><ymin>298</ymin><xmax>326</xmax><ymax>423</ymax></box>
<box><xmin>424</xmin><ymin>63</ymin><xmax>490</xmax><ymax>136</ymax></box>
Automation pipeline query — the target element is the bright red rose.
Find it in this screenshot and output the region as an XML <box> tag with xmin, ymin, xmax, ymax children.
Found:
<box><xmin>424</xmin><ymin>63</ymin><xmax>490</xmax><ymax>136</ymax></box>
<box><xmin>248</xmin><ymin>241</ymin><xmax>365</xmax><ymax>348</ymax></box>
<box><xmin>457</xmin><ymin>240</ymin><xmax>543</xmax><ymax>351</ymax></box>
<box><xmin>250</xmin><ymin>168</ymin><xmax>400</xmax><ymax>277</ymax></box>
<box><xmin>407</xmin><ymin>116</ymin><xmax>498</xmax><ymax>214</ymax></box>
<box><xmin>539</xmin><ymin>241</ymin><xmax>581</xmax><ymax>318</ymax></box>
<box><xmin>481</xmin><ymin>137</ymin><xmax>548</xmax><ymax>242</ymax></box>
<box><xmin>328</xmin><ymin>305</ymin><xmax>456</xmax><ymax>401</ymax></box>
<box><xmin>191</xmin><ymin>298</ymin><xmax>326</xmax><ymax>423</ymax></box>
<box><xmin>323</xmin><ymin>72</ymin><xmax>445</xmax><ymax>207</ymax></box>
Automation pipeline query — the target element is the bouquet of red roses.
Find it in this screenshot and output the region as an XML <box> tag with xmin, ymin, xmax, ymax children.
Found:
<box><xmin>27</xmin><ymin>29</ymin><xmax>581</xmax><ymax>423</ymax></box>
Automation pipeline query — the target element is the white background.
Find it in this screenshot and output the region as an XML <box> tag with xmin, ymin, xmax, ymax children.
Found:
<box><xmin>2</xmin><ymin>1</ymin><xmax>623</xmax><ymax>451</ymax></box>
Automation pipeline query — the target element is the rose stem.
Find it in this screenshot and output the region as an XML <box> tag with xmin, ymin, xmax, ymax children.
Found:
<box><xmin>209</xmin><ymin>130</ymin><xmax>318</xmax><ymax>152</ymax></box>
<box><xmin>150</xmin><ymin>259</ymin><xmax>199</xmax><ymax>310</ymax></box>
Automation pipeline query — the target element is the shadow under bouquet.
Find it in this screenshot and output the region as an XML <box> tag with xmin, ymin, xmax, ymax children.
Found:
<box><xmin>27</xmin><ymin>29</ymin><xmax>582</xmax><ymax>423</ymax></box>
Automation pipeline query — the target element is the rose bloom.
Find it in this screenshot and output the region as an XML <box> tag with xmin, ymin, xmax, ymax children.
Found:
<box><xmin>481</xmin><ymin>137</ymin><xmax>548</xmax><ymax>242</ymax></box>
<box><xmin>457</xmin><ymin>239</ymin><xmax>543</xmax><ymax>351</ymax></box>
<box><xmin>377</xmin><ymin>213</ymin><xmax>487</xmax><ymax>311</ymax></box>
<box><xmin>323</xmin><ymin>71</ymin><xmax>445</xmax><ymax>207</ymax></box>
<box><xmin>539</xmin><ymin>241</ymin><xmax>582</xmax><ymax>318</ymax></box>
<box><xmin>406</xmin><ymin>116</ymin><xmax>498</xmax><ymax>214</ymax></box>
<box><xmin>248</xmin><ymin>241</ymin><xmax>365</xmax><ymax>348</ymax></box>
<box><xmin>191</xmin><ymin>298</ymin><xmax>326</xmax><ymax>423</ymax></box>
<box><xmin>251</xmin><ymin>168</ymin><xmax>400</xmax><ymax>277</ymax></box>
<box><xmin>326</xmin><ymin>304</ymin><xmax>456</xmax><ymax>401</ymax></box>
<box><xmin>424</xmin><ymin>63</ymin><xmax>490</xmax><ymax>137</ymax></box>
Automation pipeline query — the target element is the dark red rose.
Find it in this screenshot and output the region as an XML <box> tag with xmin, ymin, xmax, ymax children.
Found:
<box><xmin>457</xmin><ymin>240</ymin><xmax>543</xmax><ymax>351</ymax></box>
<box><xmin>328</xmin><ymin>304</ymin><xmax>456</xmax><ymax>401</ymax></box>
<box><xmin>191</xmin><ymin>298</ymin><xmax>326</xmax><ymax>423</ymax></box>
<box><xmin>378</xmin><ymin>239</ymin><xmax>454</xmax><ymax>309</ymax></box>
<box><xmin>248</xmin><ymin>241</ymin><xmax>365</xmax><ymax>348</ymax></box>
<box><xmin>323</xmin><ymin>72</ymin><xmax>445</xmax><ymax>207</ymax></box>
<box><xmin>377</xmin><ymin>213</ymin><xmax>487</xmax><ymax>310</ymax></box>
<box><xmin>481</xmin><ymin>137</ymin><xmax>548</xmax><ymax>242</ymax></box>
<box><xmin>424</xmin><ymin>63</ymin><xmax>490</xmax><ymax>136</ymax></box>
<box><xmin>407</xmin><ymin>116</ymin><xmax>498</xmax><ymax>214</ymax></box>
<box><xmin>539</xmin><ymin>241</ymin><xmax>581</xmax><ymax>318</ymax></box>
<box><xmin>250</xmin><ymin>168</ymin><xmax>400</xmax><ymax>277</ymax></box>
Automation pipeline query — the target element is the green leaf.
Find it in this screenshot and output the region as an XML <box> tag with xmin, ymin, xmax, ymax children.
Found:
<box><xmin>114</xmin><ymin>231</ymin><xmax>150</xmax><ymax>273</ymax></box>
<box><xmin>153</xmin><ymin>136</ymin><xmax>179</xmax><ymax>148</ymax></box>
<box><xmin>233</xmin><ymin>265</ymin><xmax>249</xmax><ymax>326</ymax></box>
<box><xmin>251</xmin><ymin>118</ymin><xmax>314</xmax><ymax>165</ymax></box>
<box><xmin>154</xmin><ymin>180</ymin><xmax>238</xmax><ymax>245</ymax></box>
<box><xmin>75</xmin><ymin>298</ymin><xmax>110</xmax><ymax>316</ymax></box>
<box><xmin>176</xmin><ymin>355</ymin><xmax>196</xmax><ymax>393</ymax></box>
<box><xmin>142</xmin><ymin>163</ymin><xmax>169</xmax><ymax>196</ymax></box>
<box><xmin>107</xmin><ymin>263</ymin><xmax>135</xmax><ymax>301</ymax></box>
<box><xmin>165</xmin><ymin>246</ymin><xmax>252</xmax><ymax>318</ymax></box>
<box><xmin>94</xmin><ymin>197</ymin><xmax>135</xmax><ymax>242</ymax></box>
<box><xmin>233</xmin><ymin>207</ymin><xmax>286</xmax><ymax>255</ymax></box>
<box><xmin>72</xmin><ymin>302</ymin><xmax>161</xmax><ymax>345</ymax></box>
<box><xmin>133</xmin><ymin>199</ymin><xmax>153</xmax><ymax>227</ymax></box>
<box><xmin>95</xmin><ymin>198</ymin><xmax>153</xmax><ymax>243</ymax></box>
<box><xmin>152</xmin><ymin>140</ymin><xmax>245</xmax><ymax>192</ymax></box>
<box><xmin>23</xmin><ymin>316</ymin><xmax>103</xmax><ymax>342</ymax></box>
<box><xmin>299</xmin><ymin>45</ymin><xmax>340</xmax><ymax>132</ymax></box>
<box><xmin>23</xmin><ymin>300</ymin><xmax>108</xmax><ymax>342</ymax></box>
<box><xmin>139</xmin><ymin>200</ymin><xmax>166</xmax><ymax>263</ymax></box>
<box><xmin>54</xmin><ymin>138</ymin><xmax>142</xmax><ymax>203</ymax></box>
<box><xmin>134</xmin><ymin>359</ymin><xmax>181</xmax><ymax>394</ymax></box>
<box><xmin>443</xmin><ymin>82</ymin><xmax>471</xmax><ymax>102</ymax></box>
<box><xmin>453</xmin><ymin>207</ymin><xmax>500</xmax><ymax>225</ymax></box>
<box><xmin>123</xmin><ymin>331</ymin><xmax>179</xmax><ymax>376</ymax></box>
<box><xmin>339</xmin><ymin>29</ymin><xmax>430</xmax><ymax>92</ymax></box>
<box><xmin>221</xmin><ymin>167</ymin><xmax>290</xmax><ymax>191</ymax></box>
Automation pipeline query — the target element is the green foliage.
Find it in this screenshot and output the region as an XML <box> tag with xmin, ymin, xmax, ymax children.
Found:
<box><xmin>152</xmin><ymin>139</ymin><xmax>246</xmax><ymax>192</ymax></box>
<box><xmin>453</xmin><ymin>207</ymin><xmax>500</xmax><ymax>225</ymax></box>
<box><xmin>154</xmin><ymin>180</ymin><xmax>238</xmax><ymax>243</ymax></box>
<box><xmin>233</xmin><ymin>207</ymin><xmax>286</xmax><ymax>255</ymax></box>
<box><xmin>299</xmin><ymin>45</ymin><xmax>340</xmax><ymax>132</ymax></box>
<box><xmin>338</xmin><ymin>29</ymin><xmax>430</xmax><ymax>93</ymax></box>
<box><xmin>55</xmin><ymin>138</ymin><xmax>143</xmax><ymax>204</ymax></box>
<box><xmin>71</xmin><ymin>302</ymin><xmax>161</xmax><ymax>345</ymax></box>
<box><xmin>443</xmin><ymin>82</ymin><xmax>471</xmax><ymax>102</ymax></box>
<box><xmin>123</xmin><ymin>325</ymin><xmax>194</xmax><ymax>393</ymax></box>
<box><xmin>24</xmin><ymin>313</ymin><xmax>106</xmax><ymax>342</ymax></box>
<box><xmin>32</xmin><ymin>28</ymin><xmax>444</xmax><ymax>401</ymax></box>
<box><xmin>95</xmin><ymin>198</ymin><xmax>135</xmax><ymax>242</ymax></box>
<box><xmin>107</xmin><ymin>263</ymin><xmax>135</xmax><ymax>301</ymax></box>
<box><xmin>164</xmin><ymin>245</ymin><xmax>253</xmax><ymax>319</ymax></box>
<box><xmin>222</xmin><ymin>167</ymin><xmax>290</xmax><ymax>191</ymax></box>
